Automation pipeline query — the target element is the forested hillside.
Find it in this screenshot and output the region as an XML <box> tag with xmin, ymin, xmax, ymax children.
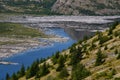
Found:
<box><xmin>0</xmin><ymin>0</ymin><xmax>57</xmax><ymax>15</ymax></box>
<box><xmin>1</xmin><ymin>0</ymin><xmax>120</xmax><ymax>15</ymax></box>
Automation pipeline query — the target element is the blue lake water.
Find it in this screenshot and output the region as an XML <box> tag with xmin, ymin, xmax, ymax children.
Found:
<box><xmin>0</xmin><ymin>28</ymin><xmax>76</xmax><ymax>80</ymax></box>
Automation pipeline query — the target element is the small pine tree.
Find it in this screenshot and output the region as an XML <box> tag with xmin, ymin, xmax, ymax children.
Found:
<box><xmin>95</xmin><ymin>49</ymin><xmax>105</xmax><ymax>66</ymax></box>
<box><xmin>70</xmin><ymin>47</ymin><xmax>82</xmax><ymax>65</ymax></box>
<box><xmin>104</xmin><ymin>45</ymin><xmax>108</xmax><ymax>50</ymax></box>
<box><xmin>20</xmin><ymin>64</ymin><xmax>25</xmax><ymax>77</ymax></box>
<box><xmin>11</xmin><ymin>73</ymin><xmax>18</xmax><ymax>80</ymax></box>
<box><xmin>36</xmin><ymin>63</ymin><xmax>50</xmax><ymax>78</ymax></box>
<box><xmin>97</xmin><ymin>32</ymin><xmax>102</xmax><ymax>40</ymax></box>
<box><xmin>108</xmin><ymin>21</ymin><xmax>119</xmax><ymax>35</ymax></box>
<box><xmin>56</xmin><ymin>55</ymin><xmax>65</xmax><ymax>71</ymax></box>
<box><xmin>51</xmin><ymin>51</ymin><xmax>60</xmax><ymax>64</ymax></box>
<box><xmin>83</xmin><ymin>35</ymin><xmax>88</xmax><ymax>41</ymax></box>
<box><xmin>108</xmin><ymin>27</ymin><xmax>113</xmax><ymax>35</ymax></box>
<box><xmin>72</xmin><ymin>63</ymin><xmax>91</xmax><ymax>80</ymax></box>
<box><xmin>111</xmin><ymin>69</ymin><xmax>116</xmax><ymax>75</ymax></box>
<box><xmin>6</xmin><ymin>73</ymin><xmax>10</xmax><ymax>80</ymax></box>
<box><xmin>26</xmin><ymin>60</ymin><xmax>39</xmax><ymax>79</ymax></box>
<box><xmin>58</xmin><ymin>67</ymin><xmax>69</xmax><ymax>78</ymax></box>
<box><xmin>117</xmin><ymin>52</ymin><xmax>120</xmax><ymax>59</ymax></box>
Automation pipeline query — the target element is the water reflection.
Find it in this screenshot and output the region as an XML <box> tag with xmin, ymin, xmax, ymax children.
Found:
<box><xmin>64</xmin><ymin>27</ymin><xmax>95</xmax><ymax>40</ymax></box>
<box><xmin>63</xmin><ymin>22</ymin><xmax>112</xmax><ymax>41</ymax></box>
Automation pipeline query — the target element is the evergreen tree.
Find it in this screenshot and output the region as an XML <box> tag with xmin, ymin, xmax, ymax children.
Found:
<box><xmin>97</xmin><ymin>32</ymin><xmax>102</xmax><ymax>40</ymax></box>
<box><xmin>108</xmin><ymin>21</ymin><xmax>119</xmax><ymax>35</ymax></box>
<box><xmin>72</xmin><ymin>63</ymin><xmax>91</xmax><ymax>80</ymax></box>
<box><xmin>56</xmin><ymin>55</ymin><xmax>65</xmax><ymax>71</ymax></box>
<box><xmin>42</xmin><ymin>63</ymin><xmax>50</xmax><ymax>76</ymax></box>
<box><xmin>83</xmin><ymin>35</ymin><xmax>88</xmax><ymax>41</ymax></box>
<box><xmin>95</xmin><ymin>49</ymin><xmax>105</xmax><ymax>66</ymax></box>
<box><xmin>51</xmin><ymin>51</ymin><xmax>60</xmax><ymax>64</ymax></box>
<box><xmin>70</xmin><ymin>47</ymin><xmax>82</xmax><ymax>65</ymax></box>
<box><xmin>117</xmin><ymin>52</ymin><xmax>120</xmax><ymax>59</ymax></box>
<box><xmin>36</xmin><ymin>63</ymin><xmax>49</xmax><ymax>78</ymax></box>
<box><xmin>20</xmin><ymin>64</ymin><xmax>25</xmax><ymax>77</ymax></box>
<box><xmin>11</xmin><ymin>73</ymin><xmax>18</xmax><ymax>80</ymax></box>
<box><xmin>58</xmin><ymin>67</ymin><xmax>69</xmax><ymax>78</ymax></box>
<box><xmin>26</xmin><ymin>60</ymin><xmax>39</xmax><ymax>79</ymax></box>
<box><xmin>115</xmin><ymin>49</ymin><xmax>118</xmax><ymax>54</ymax></box>
<box><xmin>39</xmin><ymin>58</ymin><xmax>46</xmax><ymax>63</ymax></box>
<box><xmin>6</xmin><ymin>73</ymin><xmax>10</xmax><ymax>80</ymax></box>
<box><xmin>104</xmin><ymin>45</ymin><xmax>108</xmax><ymax>50</ymax></box>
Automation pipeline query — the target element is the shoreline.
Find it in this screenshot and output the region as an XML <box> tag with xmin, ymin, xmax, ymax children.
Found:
<box><xmin>0</xmin><ymin>36</ymin><xmax>69</xmax><ymax>62</ymax></box>
<box><xmin>1</xmin><ymin>15</ymin><xmax>120</xmax><ymax>24</ymax></box>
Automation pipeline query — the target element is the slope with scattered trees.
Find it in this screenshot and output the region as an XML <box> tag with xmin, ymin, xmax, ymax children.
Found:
<box><xmin>0</xmin><ymin>0</ymin><xmax>58</xmax><ymax>15</ymax></box>
<box><xmin>7</xmin><ymin>22</ymin><xmax>120</xmax><ymax>80</ymax></box>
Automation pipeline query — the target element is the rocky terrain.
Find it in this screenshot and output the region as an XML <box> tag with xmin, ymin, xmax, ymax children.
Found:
<box><xmin>1</xmin><ymin>0</ymin><xmax>120</xmax><ymax>15</ymax></box>
<box><xmin>52</xmin><ymin>0</ymin><xmax>120</xmax><ymax>15</ymax></box>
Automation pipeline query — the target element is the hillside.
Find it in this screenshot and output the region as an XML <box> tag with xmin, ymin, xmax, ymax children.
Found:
<box><xmin>6</xmin><ymin>22</ymin><xmax>120</xmax><ymax>80</ymax></box>
<box><xmin>1</xmin><ymin>0</ymin><xmax>120</xmax><ymax>15</ymax></box>
<box><xmin>0</xmin><ymin>0</ymin><xmax>57</xmax><ymax>15</ymax></box>
<box><xmin>52</xmin><ymin>0</ymin><xmax>120</xmax><ymax>15</ymax></box>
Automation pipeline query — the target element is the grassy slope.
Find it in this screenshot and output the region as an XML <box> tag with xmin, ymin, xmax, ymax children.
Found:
<box><xmin>0</xmin><ymin>22</ymin><xmax>46</xmax><ymax>46</ymax></box>
<box><xmin>13</xmin><ymin>23</ymin><xmax>120</xmax><ymax>80</ymax></box>
<box><xmin>0</xmin><ymin>22</ymin><xmax>45</xmax><ymax>38</ymax></box>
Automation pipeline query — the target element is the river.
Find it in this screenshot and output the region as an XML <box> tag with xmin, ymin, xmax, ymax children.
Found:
<box><xmin>0</xmin><ymin>27</ymin><xmax>76</xmax><ymax>80</ymax></box>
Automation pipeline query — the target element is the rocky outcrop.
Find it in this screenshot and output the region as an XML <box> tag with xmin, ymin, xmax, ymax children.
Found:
<box><xmin>52</xmin><ymin>0</ymin><xmax>120</xmax><ymax>15</ymax></box>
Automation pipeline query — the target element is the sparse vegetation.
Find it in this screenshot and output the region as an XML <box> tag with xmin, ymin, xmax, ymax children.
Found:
<box><xmin>0</xmin><ymin>22</ymin><xmax>45</xmax><ymax>38</ymax></box>
<box><xmin>7</xmin><ymin>23</ymin><xmax>120</xmax><ymax>80</ymax></box>
<box><xmin>0</xmin><ymin>0</ymin><xmax>58</xmax><ymax>15</ymax></box>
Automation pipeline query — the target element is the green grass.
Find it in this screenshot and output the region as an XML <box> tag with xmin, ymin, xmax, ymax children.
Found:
<box><xmin>0</xmin><ymin>22</ymin><xmax>45</xmax><ymax>38</ymax></box>
<box><xmin>0</xmin><ymin>41</ymin><xmax>22</xmax><ymax>45</ymax></box>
